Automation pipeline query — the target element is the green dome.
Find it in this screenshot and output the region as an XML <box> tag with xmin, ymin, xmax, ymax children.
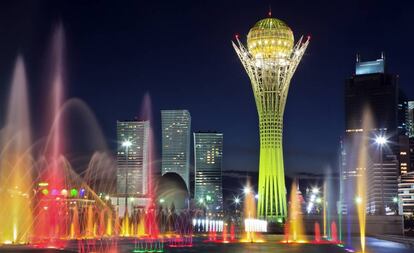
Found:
<box><xmin>247</xmin><ymin>18</ymin><xmax>294</xmax><ymax>60</ymax></box>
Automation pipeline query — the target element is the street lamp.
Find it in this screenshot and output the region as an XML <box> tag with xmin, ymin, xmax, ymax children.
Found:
<box><xmin>122</xmin><ymin>139</ymin><xmax>132</xmax><ymax>217</ymax></box>
<box><xmin>243</xmin><ymin>186</ymin><xmax>251</xmax><ymax>194</ymax></box>
<box><xmin>234</xmin><ymin>197</ymin><xmax>240</xmax><ymax>205</ymax></box>
<box><xmin>122</xmin><ymin>140</ymin><xmax>132</xmax><ymax>148</ymax></box>
<box><xmin>375</xmin><ymin>136</ymin><xmax>387</xmax><ymax>146</ymax></box>
<box><xmin>375</xmin><ymin>134</ymin><xmax>387</xmax><ymax>215</ymax></box>
<box><xmin>312</xmin><ymin>187</ymin><xmax>319</xmax><ymax>194</ymax></box>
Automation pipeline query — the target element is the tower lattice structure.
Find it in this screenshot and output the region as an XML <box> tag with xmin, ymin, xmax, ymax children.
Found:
<box><xmin>233</xmin><ymin>17</ymin><xmax>309</xmax><ymax>220</ymax></box>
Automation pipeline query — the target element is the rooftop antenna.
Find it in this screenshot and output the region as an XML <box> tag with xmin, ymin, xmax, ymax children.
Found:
<box><xmin>381</xmin><ymin>51</ymin><xmax>385</xmax><ymax>60</ymax></box>
<box><xmin>268</xmin><ymin>5</ymin><xmax>272</xmax><ymax>17</ymax></box>
<box><xmin>356</xmin><ymin>53</ymin><xmax>360</xmax><ymax>63</ymax></box>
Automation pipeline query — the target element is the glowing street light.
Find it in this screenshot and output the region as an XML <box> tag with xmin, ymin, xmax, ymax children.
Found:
<box><xmin>312</xmin><ymin>187</ymin><xmax>319</xmax><ymax>194</ymax></box>
<box><xmin>122</xmin><ymin>140</ymin><xmax>132</xmax><ymax>147</ymax></box>
<box><xmin>355</xmin><ymin>196</ymin><xmax>362</xmax><ymax>204</ymax></box>
<box><xmin>243</xmin><ymin>186</ymin><xmax>251</xmax><ymax>194</ymax></box>
<box><xmin>234</xmin><ymin>197</ymin><xmax>240</xmax><ymax>204</ymax></box>
<box><xmin>375</xmin><ymin>134</ymin><xmax>387</xmax><ymax>215</ymax></box>
<box><xmin>375</xmin><ymin>135</ymin><xmax>387</xmax><ymax>146</ymax></box>
<box><xmin>393</xmin><ymin>197</ymin><xmax>398</xmax><ymax>203</ymax></box>
<box><xmin>122</xmin><ymin>139</ymin><xmax>132</xmax><ymax>217</ymax></box>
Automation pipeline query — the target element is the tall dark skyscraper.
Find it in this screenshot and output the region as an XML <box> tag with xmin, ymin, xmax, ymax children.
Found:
<box><xmin>342</xmin><ymin>54</ymin><xmax>400</xmax><ymax>215</ymax></box>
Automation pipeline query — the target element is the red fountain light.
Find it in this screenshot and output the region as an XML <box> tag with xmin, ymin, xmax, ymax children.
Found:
<box><xmin>314</xmin><ymin>222</ymin><xmax>321</xmax><ymax>243</ymax></box>
<box><xmin>331</xmin><ymin>221</ymin><xmax>339</xmax><ymax>244</ymax></box>
<box><xmin>230</xmin><ymin>223</ymin><xmax>235</xmax><ymax>241</ymax></box>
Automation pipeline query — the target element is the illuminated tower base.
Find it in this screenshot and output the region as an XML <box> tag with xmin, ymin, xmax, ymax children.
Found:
<box><xmin>233</xmin><ymin>17</ymin><xmax>309</xmax><ymax>221</ymax></box>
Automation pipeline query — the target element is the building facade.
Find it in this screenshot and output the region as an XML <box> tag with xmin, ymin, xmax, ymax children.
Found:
<box><xmin>407</xmin><ymin>101</ymin><xmax>414</xmax><ymax>137</ymax></box>
<box><xmin>342</xmin><ymin>54</ymin><xmax>400</xmax><ymax>215</ymax></box>
<box><xmin>407</xmin><ymin>101</ymin><xmax>414</xmax><ymax>173</ymax></box>
<box><xmin>115</xmin><ymin>120</ymin><xmax>150</xmax><ymax>215</ymax></box>
<box><xmin>194</xmin><ymin>132</ymin><xmax>223</xmax><ymax>216</ymax></box>
<box><xmin>161</xmin><ymin>110</ymin><xmax>191</xmax><ymax>191</ymax></box>
<box><xmin>398</xmin><ymin>172</ymin><xmax>414</xmax><ymax>216</ymax></box>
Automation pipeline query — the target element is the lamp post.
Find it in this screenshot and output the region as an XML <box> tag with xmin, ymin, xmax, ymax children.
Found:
<box><xmin>122</xmin><ymin>140</ymin><xmax>132</xmax><ymax>217</ymax></box>
<box><xmin>375</xmin><ymin>135</ymin><xmax>387</xmax><ymax>215</ymax></box>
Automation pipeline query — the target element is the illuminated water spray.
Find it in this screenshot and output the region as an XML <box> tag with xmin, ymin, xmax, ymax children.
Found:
<box><xmin>0</xmin><ymin>56</ymin><xmax>33</xmax><ymax>244</ymax></box>
<box><xmin>233</xmin><ymin>16</ymin><xmax>309</xmax><ymax>220</ymax></box>
<box><xmin>355</xmin><ymin>108</ymin><xmax>372</xmax><ymax>252</ymax></box>
<box><xmin>284</xmin><ymin>179</ymin><xmax>306</xmax><ymax>243</ymax></box>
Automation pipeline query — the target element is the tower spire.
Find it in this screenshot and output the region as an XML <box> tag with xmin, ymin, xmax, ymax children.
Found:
<box><xmin>268</xmin><ymin>5</ymin><xmax>272</xmax><ymax>17</ymax></box>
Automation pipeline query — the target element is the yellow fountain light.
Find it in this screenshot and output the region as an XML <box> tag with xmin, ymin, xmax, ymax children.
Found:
<box><xmin>247</xmin><ymin>18</ymin><xmax>294</xmax><ymax>60</ymax></box>
<box><xmin>38</xmin><ymin>182</ymin><xmax>49</xmax><ymax>187</ymax></box>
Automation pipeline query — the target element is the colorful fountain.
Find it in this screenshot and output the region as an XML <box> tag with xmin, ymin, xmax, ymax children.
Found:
<box><xmin>283</xmin><ymin>179</ymin><xmax>306</xmax><ymax>243</ymax></box>
<box><xmin>0</xmin><ymin>56</ymin><xmax>34</xmax><ymax>244</ymax></box>
<box><xmin>354</xmin><ymin>108</ymin><xmax>372</xmax><ymax>253</ymax></box>
<box><xmin>0</xmin><ymin>23</ymin><xmax>168</xmax><ymax>252</ymax></box>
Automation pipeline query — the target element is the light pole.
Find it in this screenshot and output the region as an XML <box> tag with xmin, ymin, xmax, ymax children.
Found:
<box><xmin>375</xmin><ymin>135</ymin><xmax>387</xmax><ymax>215</ymax></box>
<box><xmin>122</xmin><ymin>140</ymin><xmax>132</xmax><ymax>217</ymax></box>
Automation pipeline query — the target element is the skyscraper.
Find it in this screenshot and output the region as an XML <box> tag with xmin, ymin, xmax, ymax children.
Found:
<box><xmin>116</xmin><ymin>120</ymin><xmax>150</xmax><ymax>215</ymax></box>
<box><xmin>407</xmin><ymin>101</ymin><xmax>414</xmax><ymax>137</ymax></box>
<box><xmin>194</xmin><ymin>132</ymin><xmax>223</xmax><ymax>216</ymax></box>
<box><xmin>161</xmin><ymin>110</ymin><xmax>191</xmax><ymax>190</ymax></box>
<box><xmin>343</xmin><ymin>54</ymin><xmax>400</xmax><ymax>215</ymax></box>
<box><xmin>233</xmin><ymin>16</ymin><xmax>309</xmax><ymax>220</ymax></box>
<box><xmin>407</xmin><ymin>101</ymin><xmax>414</xmax><ymax>173</ymax></box>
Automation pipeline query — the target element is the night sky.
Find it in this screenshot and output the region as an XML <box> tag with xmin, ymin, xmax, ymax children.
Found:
<box><xmin>0</xmin><ymin>0</ymin><xmax>413</xmax><ymax>175</ymax></box>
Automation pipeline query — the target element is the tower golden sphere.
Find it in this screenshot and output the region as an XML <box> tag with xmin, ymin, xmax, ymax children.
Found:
<box><xmin>247</xmin><ymin>18</ymin><xmax>294</xmax><ymax>60</ymax></box>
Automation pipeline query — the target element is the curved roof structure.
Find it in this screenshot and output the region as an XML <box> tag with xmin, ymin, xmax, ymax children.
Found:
<box><xmin>247</xmin><ymin>18</ymin><xmax>294</xmax><ymax>60</ymax></box>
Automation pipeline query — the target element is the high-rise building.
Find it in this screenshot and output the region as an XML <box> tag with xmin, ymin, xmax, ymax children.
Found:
<box><xmin>407</xmin><ymin>101</ymin><xmax>414</xmax><ymax>174</ymax></box>
<box><xmin>233</xmin><ymin>17</ymin><xmax>310</xmax><ymax>220</ymax></box>
<box><xmin>161</xmin><ymin>110</ymin><xmax>191</xmax><ymax>190</ymax></box>
<box><xmin>115</xmin><ymin>120</ymin><xmax>150</xmax><ymax>215</ymax></box>
<box><xmin>342</xmin><ymin>54</ymin><xmax>400</xmax><ymax>215</ymax></box>
<box><xmin>194</xmin><ymin>132</ymin><xmax>223</xmax><ymax>216</ymax></box>
<box><xmin>407</xmin><ymin>101</ymin><xmax>414</xmax><ymax>137</ymax></box>
<box><xmin>398</xmin><ymin>172</ymin><xmax>414</xmax><ymax>216</ymax></box>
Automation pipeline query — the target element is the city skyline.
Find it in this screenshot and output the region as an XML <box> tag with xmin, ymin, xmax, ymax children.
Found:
<box><xmin>1</xmin><ymin>1</ymin><xmax>414</xmax><ymax>177</ymax></box>
<box><xmin>0</xmin><ymin>1</ymin><xmax>413</xmax><ymax>251</ymax></box>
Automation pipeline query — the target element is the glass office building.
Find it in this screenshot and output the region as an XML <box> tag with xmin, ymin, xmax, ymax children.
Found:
<box><xmin>161</xmin><ymin>110</ymin><xmax>191</xmax><ymax>190</ymax></box>
<box><xmin>116</xmin><ymin>120</ymin><xmax>149</xmax><ymax>196</ymax></box>
<box><xmin>194</xmin><ymin>132</ymin><xmax>223</xmax><ymax>216</ymax></box>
